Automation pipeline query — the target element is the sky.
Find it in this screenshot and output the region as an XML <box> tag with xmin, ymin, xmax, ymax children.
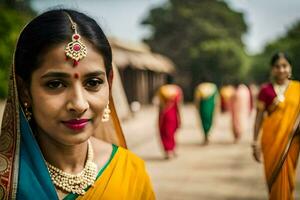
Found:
<box><xmin>31</xmin><ymin>0</ymin><xmax>300</xmax><ymax>55</ymax></box>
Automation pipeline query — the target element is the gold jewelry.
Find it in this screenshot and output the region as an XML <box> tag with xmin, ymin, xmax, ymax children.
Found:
<box><xmin>273</xmin><ymin>81</ymin><xmax>289</xmax><ymax>102</ymax></box>
<box><xmin>24</xmin><ymin>102</ymin><xmax>32</xmax><ymax>121</ymax></box>
<box><xmin>251</xmin><ymin>141</ymin><xmax>261</xmax><ymax>151</ymax></box>
<box><xmin>65</xmin><ymin>13</ymin><xmax>87</xmax><ymax>66</ymax></box>
<box><xmin>46</xmin><ymin>140</ymin><xmax>97</xmax><ymax>195</ymax></box>
<box><xmin>251</xmin><ymin>141</ymin><xmax>259</xmax><ymax>148</ymax></box>
<box><xmin>101</xmin><ymin>103</ymin><xmax>111</xmax><ymax>122</ymax></box>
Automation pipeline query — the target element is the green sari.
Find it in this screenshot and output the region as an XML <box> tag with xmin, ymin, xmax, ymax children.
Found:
<box><xmin>194</xmin><ymin>82</ymin><xmax>218</xmax><ymax>135</ymax></box>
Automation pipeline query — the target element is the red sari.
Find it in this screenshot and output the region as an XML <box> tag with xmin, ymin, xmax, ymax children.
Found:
<box><xmin>158</xmin><ymin>84</ymin><xmax>182</xmax><ymax>152</ymax></box>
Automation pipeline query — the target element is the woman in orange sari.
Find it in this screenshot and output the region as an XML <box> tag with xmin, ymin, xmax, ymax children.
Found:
<box><xmin>252</xmin><ymin>52</ymin><xmax>300</xmax><ymax>199</ymax></box>
<box><xmin>0</xmin><ymin>9</ymin><xmax>154</xmax><ymax>200</ymax></box>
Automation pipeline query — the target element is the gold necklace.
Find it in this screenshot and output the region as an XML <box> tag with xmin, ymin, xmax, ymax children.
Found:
<box><xmin>46</xmin><ymin>140</ymin><xmax>97</xmax><ymax>195</ymax></box>
<box><xmin>274</xmin><ymin>81</ymin><xmax>289</xmax><ymax>102</ymax></box>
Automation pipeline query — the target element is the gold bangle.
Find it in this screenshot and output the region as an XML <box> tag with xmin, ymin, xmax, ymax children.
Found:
<box><xmin>251</xmin><ymin>141</ymin><xmax>259</xmax><ymax>147</ymax></box>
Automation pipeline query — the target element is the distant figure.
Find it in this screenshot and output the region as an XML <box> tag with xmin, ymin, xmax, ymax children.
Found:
<box><xmin>230</xmin><ymin>84</ymin><xmax>251</xmax><ymax>143</ymax></box>
<box><xmin>220</xmin><ymin>85</ymin><xmax>235</xmax><ymax>112</ymax></box>
<box><xmin>252</xmin><ymin>52</ymin><xmax>300</xmax><ymax>199</ymax></box>
<box><xmin>194</xmin><ymin>82</ymin><xmax>218</xmax><ymax>145</ymax></box>
<box><xmin>157</xmin><ymin>76</ymin><xmax>182</xmax><ymax>159</ymax></box>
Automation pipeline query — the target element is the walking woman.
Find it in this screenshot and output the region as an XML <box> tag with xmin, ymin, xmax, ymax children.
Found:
<box><xmin>230</xmin><ymin>84</ymin><xmax>252</xmax><ymax>143</ymax></box>
<box><xmin>220</xmin><ymin>84</ymin><xmax>235</xmax><ymax>113</ymax></box>
<box><xmin>194</xmin><ymin>82</ymin><xmax>218</xmax><ymax>145</ymax></box>
<box><xmin>252</xmin><ymin>52</ymin><xmax>300</xmax><ymax>199</ymax></box>
<box><xmin>0</xmin><ymin>9</ymin><xmax>155</xmax><ymax>199</ymax></box>
<box><xmin>157</xmin><ymin>75</ymin><xmax>182</xmax><ymax>159</ymax></box>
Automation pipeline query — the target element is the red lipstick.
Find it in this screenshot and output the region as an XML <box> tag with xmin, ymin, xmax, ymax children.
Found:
<box><xmin>63</xmin><ymin>119</ymin><xmax>90</xmax><ymax>130</ymax></box>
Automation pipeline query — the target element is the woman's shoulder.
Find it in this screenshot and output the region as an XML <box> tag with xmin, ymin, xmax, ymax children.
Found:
<box><xmin>291</xmin><ymin>80</ymin><xmax>300</xmax><ymax>86</ymax></box>
<box><xmin>117</xmin><ymin>146</ymin><xmax>145</xmax><ymax>166</ymax></box>
<box><xmin>90</xmin><ymin>137</ymin><xmax>146</xmax><ymax>170</ymax></box>
<box><xmin>258</xmin><ymin>82</ymin><xmax>275</xmax><ymax>98</ymax></box>
<box><xmin>259</xmin><ymin>82</ymin><xmax>273</xmax><ymax>92</ymax></box>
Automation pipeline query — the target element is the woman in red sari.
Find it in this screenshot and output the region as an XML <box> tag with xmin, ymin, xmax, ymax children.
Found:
<box><xmin>252</xmin><ymin>52</ymin><xmax>300</xmax><ymax>199</ymax></box>
<box><xmin>157</xmin><ymin>75</ymin><xmax>182</xmax><ymax>159</ymax></box>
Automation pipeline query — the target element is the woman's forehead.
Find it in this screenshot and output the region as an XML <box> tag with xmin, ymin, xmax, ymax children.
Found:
<box><xmin>36</xmin><ymin>41</ymin><xmax>106</xmax><ymax>75</ymax></box>
<box><xmin>275</xmin><ymin>57</ymin><xmax>290</xmax><ymax>64</ymax></box>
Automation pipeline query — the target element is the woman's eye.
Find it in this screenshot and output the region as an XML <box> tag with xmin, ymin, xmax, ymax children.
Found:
<box><xmin>46</xmin><ymin>80</ymin><xmax>65</xmax><ymax>89</ymax></box>
<box><xmin>85</xmin><ymin>78</ymin><xmax>103</xmax><ymax>89</ymax></box>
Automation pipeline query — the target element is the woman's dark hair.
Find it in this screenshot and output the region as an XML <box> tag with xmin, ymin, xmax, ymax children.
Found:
<box><xmin>270</xmin><ymin>52</ymin><xmax>292</xmax><ymax>67</ymax></box>
<box><xmin>15</xmin><ymin>9</ymin><xmax>112</xmax><ymax>82</ymax></box>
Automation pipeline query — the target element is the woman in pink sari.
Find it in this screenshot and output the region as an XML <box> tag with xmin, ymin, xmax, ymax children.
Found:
<box><xmin>230</xmin><ymin>84</ymin><xmax>252</xmax><ymax>142</ymax></box>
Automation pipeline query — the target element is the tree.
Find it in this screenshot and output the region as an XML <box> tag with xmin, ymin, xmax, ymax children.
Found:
<box><xmin>0</xmin><ymin>5</ymin><xmax>33</xmax><ymax>98</ymax></box>
<box><xmin>250</xmin><ymin>21</ymin><xmax>300</xmax><ymax>84</ymax></box>
<box><xmin>0</xmin><ymin>0</ymin><xmax>32</xmax><ymax>11</ymax></box>
<box><xmin>142</xmin><ymin>0</ymin><xmax>249</xmax><ymax>99</ymax></box>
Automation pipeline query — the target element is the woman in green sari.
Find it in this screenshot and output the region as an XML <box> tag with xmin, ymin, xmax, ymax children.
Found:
<box><xmin>194</xmin><ymin>82</ymin><xmax>218</xmax><ymax>145</ymax></box>
<box><xmin>0</xmin><ymin>9</ymin><xmax>154</xmax><ymax>200</ymax></box>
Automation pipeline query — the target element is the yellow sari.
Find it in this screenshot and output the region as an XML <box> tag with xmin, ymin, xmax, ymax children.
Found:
<box><xmin>261</xmin><ymin>80</ymin><xmax>300</xmax><ymax>199</ymax></box>
<box><xmin>78</xmin><ymin>147</ymin><xmax>155</xmax><ymax>200</ymax></box>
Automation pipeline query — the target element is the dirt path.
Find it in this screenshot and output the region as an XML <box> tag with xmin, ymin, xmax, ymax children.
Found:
<box><xmin>122</xmin><ymin>104</ymin><xmax>300</xmax><ymax>200</ymax></box>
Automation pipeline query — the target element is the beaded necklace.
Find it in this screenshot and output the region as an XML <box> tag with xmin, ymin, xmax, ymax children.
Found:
<box><xmin>46</xmin><ymin>140</ymin><xmax>97</xmax><ymax>195</ymax></box>
<box><xmin>273</xmin><ymin>81</ymin><xmax>289</xmax><ymax>102</ymax></box>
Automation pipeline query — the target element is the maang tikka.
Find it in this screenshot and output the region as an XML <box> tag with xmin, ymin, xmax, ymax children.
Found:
<box><xmin>65</xmin><ymin>13</ymin><xmax>87</xmax><ymax>66</ymax></box>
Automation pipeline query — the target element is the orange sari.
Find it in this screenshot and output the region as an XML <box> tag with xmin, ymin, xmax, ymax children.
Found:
<box><xmin>77</xmin><ymin>147</ymin><xmax>155</xmax><ymax>200</ymax></box>
<box><xmin>260</xmin><ymin>81</ymin><xmax>300</xmax><ymax>199</ymax></box>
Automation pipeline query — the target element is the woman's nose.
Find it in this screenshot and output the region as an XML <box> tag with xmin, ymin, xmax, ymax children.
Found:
<box><xmin>66</xmin><ymin>86</ymin><xmax>89</xmax><ymax>114</ymax></box>
<box><xmin>278</xmin><ymin>66</ymin><xmax>286</xmax><ymax>72</ymax></box>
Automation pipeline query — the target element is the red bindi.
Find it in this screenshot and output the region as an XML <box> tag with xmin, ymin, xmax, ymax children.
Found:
<box><xmin>74</xmin><ymin>73</ymin><xmax>79</xmax><ymax>79</ymax></box>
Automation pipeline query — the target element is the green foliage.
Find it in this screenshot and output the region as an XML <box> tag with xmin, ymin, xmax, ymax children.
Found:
<box><xmin>0</xmin><ymin>5</ymin><xmax>32</xmax><ymax>98</ymax></box>
<box><xmin>142</xmin><ymin>0</ymin><xmax>249</xmax><ymax>97</ymax></box>
<box><xmin>250</xmin><ymin>21</ymin><xmax>300</xmax><ymax>83</ymax></box>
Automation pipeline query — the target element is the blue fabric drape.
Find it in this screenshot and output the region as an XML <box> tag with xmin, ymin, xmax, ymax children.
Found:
<box><xmin>17</xmin><ymin>108</ymin><xmax>58</xmax><ymax>200</ymax></box>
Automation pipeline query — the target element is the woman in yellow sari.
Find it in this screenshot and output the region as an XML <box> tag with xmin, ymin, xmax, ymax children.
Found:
<box><xmin>0</xmin><ymin>9</ymin><xmax>155</xmax><ymax>200</ymax></box>
<box><xmin>252</xmin><ymin>52</ymin><xmax>300</xmax><ymax>200</ymax></box>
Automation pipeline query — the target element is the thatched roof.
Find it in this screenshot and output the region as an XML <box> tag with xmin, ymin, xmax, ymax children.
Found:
<box><xmin>109</xmin><ymin>38</ymin><xmax>175</xmax><ymax>73</ymax></box>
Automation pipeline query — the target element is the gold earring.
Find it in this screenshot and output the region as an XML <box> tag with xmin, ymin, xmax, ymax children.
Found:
<box><xmin>102</xmin><ymin>103</ymin><xmax>111</xmax><ymax>122</ymax></box>
<box><xmin>24</xmin><ymin>102</ymin><xmax>32</xmax><ymax>121</ymax></box>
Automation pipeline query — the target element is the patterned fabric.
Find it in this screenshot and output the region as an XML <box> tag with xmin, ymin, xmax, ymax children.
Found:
<box><xmin>0</xmin><ymin>64</ymin><xmax>20</xmax><ymax>200</ymax></box>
